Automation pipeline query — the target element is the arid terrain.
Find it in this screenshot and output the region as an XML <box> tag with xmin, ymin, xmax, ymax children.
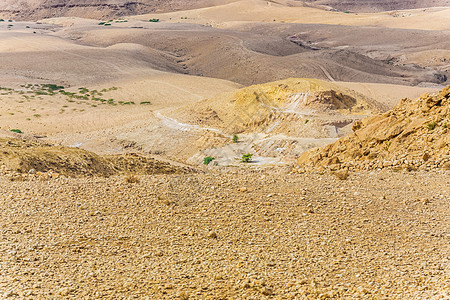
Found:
<box><xmin>0</xmin><ymin>0</ymin><xmax>449</xmax><ymax>299</ymax></box>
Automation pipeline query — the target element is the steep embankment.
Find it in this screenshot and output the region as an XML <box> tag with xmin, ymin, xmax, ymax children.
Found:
<box><xmin>298</xmin><ymin>86</ymin><xmax>450</xmax><ymax>171</ymax></box>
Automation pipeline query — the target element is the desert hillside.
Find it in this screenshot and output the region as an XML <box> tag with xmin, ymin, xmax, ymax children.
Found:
<box><xmin>298</xmin><ymin>86</ymin><xmax>450</xmax><ymax>172</ymax></box>
<box><xmin>0</xmin><ymin>0</ymin><xmax>238</xmax><ymax>20</ymax></box>
<box><xmin>2</xmin><ymin>0</ymin><xmax>450</xmax><ymax>21</ymax></box>
<box><xmin>307</xmin><ymin>0</ymin><xmax>450</xmax><ymax>12</ymax></box>
<box><xmin>0</xmin><ymin>2</ymin><xmax>449</xmax><ymax>299</ymax></box>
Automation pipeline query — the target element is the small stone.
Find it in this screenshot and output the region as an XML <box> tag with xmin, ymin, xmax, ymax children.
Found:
<box><xmin>58</xmin><ymin>288</ymin><xmax>70</xmax><ymax>296</ymax></box>
<box><xmin>208</xmin><ymin>231</ymin><xmax>217</xmax><ymax>239</ymax></box>
<box><xmin>261</xmin><ymin>287</ymin><xmax>273</xmax><ymax>296</ymax></box>
<box><xmin>422</xmin><ymin>198</ymin><xmax>431</xmax><ymax>205</ymax></box>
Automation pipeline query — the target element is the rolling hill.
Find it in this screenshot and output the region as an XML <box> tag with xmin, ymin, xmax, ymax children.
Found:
<box><xmin>306</xmin><ymin>0</ymin><xmax>450</xmax><ymax>12</ymax></box>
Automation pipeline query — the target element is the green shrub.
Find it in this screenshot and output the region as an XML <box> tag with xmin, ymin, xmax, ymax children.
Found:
<box><xmin>78</xmin><ymin>87</ymin><xmax>89</xmax><ymax>94</ymax></box>
<box><xmin>10</xmin><ymin>129</ymin><xmax>23</xmax><ymax>134</ymax></box>
<box><xmin>43</xmin><ymin>84</ymin><xmax>64</xmax><ymax>91</ymax></box>
<box><xmin>35</xmin><ymin>90</ymin><xmax>49</xmax><ymax>95</ymax></box>
<box><xmin>203</xmin><ymin>156</ymin><xmax>215</xmax><ymax>165</ymax></box>
<box><xmin>384</xmin><ymin>140</ymin><xmax>392</xmax><ymax>151</ymax></box>
<box><xmin>149</xmin><ymin>19</ymin><xmax>160</xmax><ymax>22</ymax></box>
<box><xmin>304</xmin><ymin>119</ymin><xmax>309</xmax><ymax>124</ymax></box>
<box><xmin>232</xmin><ymin>134</ymin><xmax>239</xmax><ymax>143</ymax></box>
<box><xmin>426</xmin><ymin>121</ymin><xmax>438</xmax><ymax>131</ymax></box>
<box><xmin>241</xmin><ymin>153</ymin><xmax>253</xmax><ymax>163</ymax></box>
<box><xmin>140</xmin><ymin>101</ymin><xmax>151</xmax><ymax>105</ymax></box>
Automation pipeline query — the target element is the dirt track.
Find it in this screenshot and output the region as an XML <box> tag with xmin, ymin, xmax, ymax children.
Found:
<box><xmin>1</xmin><ymin>169</ymin><xmax>448</xmax><ymax>299</ymax></box>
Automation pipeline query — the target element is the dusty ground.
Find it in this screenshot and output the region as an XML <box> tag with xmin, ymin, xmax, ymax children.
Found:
<box><xmin>0</xmin><ymin>169</ymin><xmax>448</xmax><ymax>299</ymax></box>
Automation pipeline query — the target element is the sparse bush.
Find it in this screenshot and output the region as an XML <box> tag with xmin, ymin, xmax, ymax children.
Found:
<box><xmin>35</xmin><ymin>90</ymin><xmax>49</xmax><ymax>95</ymax></box>
<box><xmin>426</xmin><ymin>121</ymin><xmax>438</xmax><ymax>130</ymax></box>
<box><xmin>78</xmin><ymin>87</ymin><xmax>89</xmax><ymax>94</ymax></box>
<box><xmin>203</xmin><ymin>156</ymin><xmax>215</xmax><ymax>165</ymax></box>
<box><xmin>241</xmin><ymin>153</ymin><xmax>253</xmax><ymax>163</ymax></box>
<box><xmin>43</xmin><ymin>84</ymin><xmax>64</xmax><ymax>91</ymax></box>
<box><xmin>304</xmin><ymin>119</ymin><xmax>309</xmax><ymax>124</ymax></box>
<box><xmin>384</xmin><ymin>140</ymin><xmax>392</xmax><ymax>151</ymax></box>
<box><xmin>232</xmin><ymin>134</ymin><xmax>239</xmax><ymax>143</ymax></box>
<box><xmin>140</xmin><ymin>101</ymin><xmax>151</xmax><ymax>105</ymax></box>
<box><xmin>10</xmin><ymin>129</ymin><xmax>23</xmax><ymax>134</ymax></box>
<box><xmin>149</xmin><ymin>19</ymin><xmax>160</xmax><ymax>22</ymax></box>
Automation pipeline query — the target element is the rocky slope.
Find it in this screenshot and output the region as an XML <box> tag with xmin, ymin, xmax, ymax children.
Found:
<box><xmin>307</xmin><ymin>0</ymin><xmax>450</xmax><ymax>12</ymax></box>
<box><xmin>0</xmin><ymin>0</ymin><xmax>232</xmax><ymax>20</ymax></box>
<box><xmin>1</xmin><ymin>169</ymin><xmax>449</xmax><ymax>299</ymax></box>
<box><xmin>298</xmin><ymin>86</ymin><xmax>450</xmax><ymax>171</ymax></box>
<box><xmin>0</xmin><ymin>137</ymin><xmax>190</xmax><ymax>178</ymax></box>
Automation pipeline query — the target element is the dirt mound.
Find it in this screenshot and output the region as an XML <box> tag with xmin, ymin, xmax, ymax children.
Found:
<box><xmin>0</xmin><ymin>138</ymin><xmax>191</xmax><ymax>177</ymax></box>
<box><xmin>297</xmin><ymin>86</ymin><xmax>450</xmax><ymax>171</ymax></box>
<box><xmin>176</xmin><ymin>78</ymin><xmax>380</xmax><ymax>135</ymax></box>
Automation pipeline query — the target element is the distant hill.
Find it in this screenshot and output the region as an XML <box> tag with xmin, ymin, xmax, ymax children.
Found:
<box><xmin>306</xmin><ymin>0</ymin><xmax>450</xmax><ymax>12</ymax></box>
<box><xmin>0</xmin><ymin>0</ymin><xmax>235</xmax><ymax>21</ymax></box>
<box><xmin>2</xmin><ymin>0</ymin><xmax>450</xmax><ymax>20</ymax></box>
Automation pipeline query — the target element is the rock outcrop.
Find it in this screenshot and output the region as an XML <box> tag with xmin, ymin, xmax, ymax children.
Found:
<box><xmin>298</xmin><ymin>86</ymin><xmax>450</xmax><ymax>171</ymax></box>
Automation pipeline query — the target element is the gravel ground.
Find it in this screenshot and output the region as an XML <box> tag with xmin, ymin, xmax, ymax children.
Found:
<box><xmin>0</xmin><ymin>169</ymin><xmax>449</xmax><ymax>299</ymax></box>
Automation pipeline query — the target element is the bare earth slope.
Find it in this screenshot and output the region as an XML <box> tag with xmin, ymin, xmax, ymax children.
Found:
<box><xmin>307</xmin><ymin>0</ymin><xmax>450</xmax><ymax>12</ymax></box>
<box><xmin>0</xmin><ymin>0</ymin><xmax>238</xmax><ymax>21</ymax></box>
